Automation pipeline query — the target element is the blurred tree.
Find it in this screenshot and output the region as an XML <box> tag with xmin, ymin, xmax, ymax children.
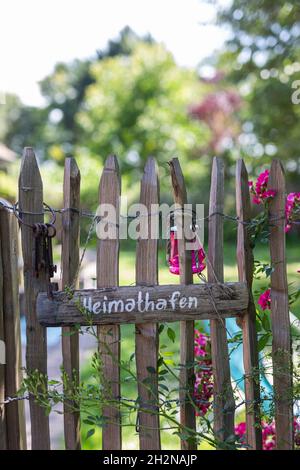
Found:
<box><xmin>76</xmin><ymin>42</ymin><xmax>209</xmax><ymax>202</ymax></box>
<box><xmin>0</xmin><ymin>94</ymin><xmax>47</xmax><ymax>156</ymax></box>
<box><xmin>216</xmin><ymin>0</ymin><xmax>300</xmax><ymax>178</ymax></box>
<box><xmin>0</xmin><ymin>27</ymin><xmax>154</xmax><ymax>161</ymax></box>
<box><xmin>39</xmin><ymin>26</ymin><xmax>154</xmax><ymax>162</ymax></box>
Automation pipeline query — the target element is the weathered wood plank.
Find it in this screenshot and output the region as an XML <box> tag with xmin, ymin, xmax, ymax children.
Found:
<box><xmin>208</xmin><ymin>157</ymin><xmax>235</xmax><ymax>445</ymax></box>
<box><xmin>0</xmin><ymin>205</ymin><xmax>26</xmax><ymax>449</ymax></box>
<box><xmin>236</xmin><ymin>160</ymin><xmax>262</xmax><ymax>450</ymax></box>
<box><xmin>61</xmin><ymin>157</ymin><xmax>81</xmax><ymax>450</ymax></box>
<box><xmin>97</xmin><ymin>155</ymin><xmax>121</xmax><ymax>450</ymax></box>
<box><xmin>37</xmin><ymin>282</ymin><xmax>248</xmax><ymax>326</ymax></box>
<box><xmin>268</xmin><ymin>159</ymin><xmax>293</xmax><ymax>449</ymax></box>
<box><xmin>135</xmin><ymin>157</ymin><xmax>161</xmax><ymax>449</ymax></box>
<box><xmin>0</xmin><ymin>231</ymin><xmax>7</xmax><ymax>450</ymax></box>
<box><xmin>169</xmin><ymin>158</ymin><xmax>196</xmax><ymax>450</ymax></box>
<box><xmin>19</xmin><ymin>147</ymin><xmax>50</xmax><ymax>449</ymax></box>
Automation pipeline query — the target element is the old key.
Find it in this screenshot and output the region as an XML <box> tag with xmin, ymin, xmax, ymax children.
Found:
<box><xmin>33</xmin><ymin>222</ymin><xmax>57</xmax><ymax>298</ymax></box>
<box><xmin>45</xmin><ymin>223</ymin><xmax>57</xmax><ymax>278</ymax></box>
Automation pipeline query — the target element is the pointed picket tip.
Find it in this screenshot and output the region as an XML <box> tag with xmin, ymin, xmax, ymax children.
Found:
<box><xmin>236</xmin><ymin>159</ymin><xmax>251</xmax><ymax>215</ymax></box>
<box><xmin>19</xmin><ymin>146</ymin><xmax>42</xmax><ymax>188</ymax></box>
<box><xmin>270</xmin><ymin>158</ymin><xmax>285</xmax><ymax>182</ymax></box>
<box><xmin>269</xmin><ymin>159</ymin><xmax>286</xmax><ymax>217</ymax></box>
<box><xmin>104</xmin><ymin>154</ymin><xmax>119</xmax><ymax>172</ymax></box>
<box><xmin>210</xmin><ymin>157</ymin><xmax>224</xmax><ymax>207</ymax></box>
<box><xmin>99</xmin><ymin>154</ymin><xmax>121</xmax><ymax>195</ymax></box>
<box><xmin>20</xmin><ymin>147</ymin><xmax>38</xmax><ymax>171</ymax></box>
<box><xmin>271</xmin><ymin>158</ymin><xmax>284</xmax><ymax>171</ymax></box>
<box><xmin>211</xmin><ymin>156</ymin><xmax>224</xmax><ymax>177</ymax></box>
<box><xmin>169</xmin><ymin>157</ymin><xmax>187</xmax><ymax>204</ymax></box>
<box><xmin>236</xmin><ymin>159</ymin><xmax>248</xmax><ymax>180</ymax></box>
<box><xmin>64</xmin><ymin>156</ymin><xmax>80</xmax><ymax>182</ymax></box>
<box><xmin>142</xmin><ymin>156</ymin><xmax>158</xmax><ymax>186</ymax></box>
<box><xmin>269</xmin><ymin>159</ymin><xmax>286</xmax><ymax>198</ymax></box>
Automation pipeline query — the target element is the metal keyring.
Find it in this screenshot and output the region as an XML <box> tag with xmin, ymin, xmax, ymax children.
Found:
<box><xmin>46</xmin><ymin>223</ymin><xmax>56</xmax><ymax>238</ymax></box>
<box><xmin>13</xmin><ymin>202</ymin><xmax>56</xmax><ymax>229</ymax></box>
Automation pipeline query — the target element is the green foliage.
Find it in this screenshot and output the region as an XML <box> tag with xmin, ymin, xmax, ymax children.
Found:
<box><xmin>76</xmin><ymin>43</ymin><xmax>209</xmax><ymax>197</ymax></box>
<box><xmin>0</xmin><ymin>94</ymin><xmax>48</xmax><ymax>156</ymax></box>
<box><xmin>217</xmin><ymin>1</ymin><xmax>300</xmax><ymax>173</ymax></box>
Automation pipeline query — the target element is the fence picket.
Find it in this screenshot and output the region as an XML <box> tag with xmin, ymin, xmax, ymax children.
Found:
<box><xmin>0</xmin><ymin>228</ymin><xmax>7</xmax><ymax>450</ymax></box>
<box><xmin>1</xmin><ymin>152</ymin><xmax>295</xmax><ymax>451</ymax></box>
<box><xmin>268</xmin><ymin>159</ymin><xmax>293</xmax><ymax>449</ymax></box>
<box><xmin>0</xmin><ymin>205</ymin><xmax>26</xmax><ymax>449</ymax></box>
<box><xmin>97</xmin><ymin>155</ymin><xmax>121</xmax><ymax>450</ymax></box>
<box><xmin>135</xmin><ymin>157</ymin><xmax>161</xmax><ymax>449</ymax></box>
<box><xmin>169</xmin><ymin>158</ymin><xmax>196</xmax><ymax>450</ymax></box>
<box><xmin>236</xmin><ymin>159</ymin><xmax>262</xmax><ymax>450</ymax></box>
<box><xmin>19</xmin><ymin>147</ymin><xmax>50</xmax><ymax>449</ymax></box>
<box><xmin>208</xmin><ymin>157</ymin><xmax>235</xmax><ymax>445</ymax></box>
<box><xmin>61</xmin><ymin>157</ymin><xmax>81</xmax><ymax>449</ymax></box>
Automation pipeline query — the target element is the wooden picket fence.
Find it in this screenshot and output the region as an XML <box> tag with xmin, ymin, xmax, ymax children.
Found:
<box><xmin>0</xmin><ymin>147</ymin><xmax>293</xmax><ymax>450</ymax></box>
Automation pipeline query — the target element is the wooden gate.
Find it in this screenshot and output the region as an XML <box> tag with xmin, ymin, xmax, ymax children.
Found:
<box><xmin>0</xmin><ymin>147</ymin><xmax>293</xmax><ymax>450</ymax></box>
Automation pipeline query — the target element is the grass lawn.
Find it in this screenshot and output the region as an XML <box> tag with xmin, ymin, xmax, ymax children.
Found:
<box><xmin>80</xmin><ymin>241</ymin><xmax>300</xmax><ymax>449</ymax></box>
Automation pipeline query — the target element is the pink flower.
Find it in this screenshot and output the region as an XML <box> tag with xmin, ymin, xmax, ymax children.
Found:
<box><xmin>261</xmin><ymin>189</ymin><xmax>276</xmax><ymax>200</ymax></box>
<box><xmin>285</xmin><ymin>192</ymin><xmax>300</xmax><ymax>232</ymax></box>
<box><xmin>194</xmin><ymin>330</ymin><xmax>213</xmax><ymax>417</ymax></box>
<box><xmin>235</xmin><ymin>422</ymin><xmax>246</xmax><ymax>443</ymax></box>
<box><xmin>189</xmin><ymin>90</ymin><xmax>241</xmax><ymax>152</ymax></box>
<box><xmin>295</xmin><ymin>419</ymin><xmax>300</xmax><ymax>446</ymax></box>
<box><xmin>249</xmin><ymin>169</ymin><xmax>276</xmax><ymax>205</ymax></box>
<box><xmin>235</xmin><ymin>419</ymin><xmax>300</xmax><ymax>450</ymax></box>
<box><xmin>258</xmin><ymin>289</ymin><xmax>271</xmax><ymax>310</ymax></box>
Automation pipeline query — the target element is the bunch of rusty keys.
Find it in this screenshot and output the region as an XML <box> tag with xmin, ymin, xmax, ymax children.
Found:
<box><xmin>33</xmin><ymin>223</ymin><xmax>57</xmax><ymax>298</ymax></box>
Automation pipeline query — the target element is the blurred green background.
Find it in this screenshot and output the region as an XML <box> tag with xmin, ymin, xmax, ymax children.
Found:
<box><xmin>1</xmin><ymin>0</ymin><xmax>300</xmax><ymax>449</ymax></box>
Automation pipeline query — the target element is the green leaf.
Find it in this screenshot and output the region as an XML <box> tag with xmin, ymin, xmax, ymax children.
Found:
<box><xmin>83</xmin><ymin>419</ymin><xmax>95</xmax><ymax>426</ymax></box>
<box><xmin>159</xmin><ymin>383</ymin><xmax>169</xmax><ymax>392</ymax></box>
<box><xmin>261</xmin><ymin>313</ymin><xmax>271</xmax><ymax>332</ymax></box>
<box><xmin>255</xmin><ymin>321</ymin><xmax>262</xmax><ymax>334</ymax></box>
<box><xmin>157</xmin><ymin>356</ymin><xmax>164</xmax><ymax>368</ymax></box>
<box><xmin>258</xmin><ymin>334</ymin><xmax>270</xmax><ymax>352</ymax></box>
<box><xmin>86</xmin><ymin>428</ymin><xmax>95</xmax><ymax>440</ymax></box>
<box><xmin>167</xmin><ymin>327</ymin><xmax>176</xmax><ymax>343</ymax></box>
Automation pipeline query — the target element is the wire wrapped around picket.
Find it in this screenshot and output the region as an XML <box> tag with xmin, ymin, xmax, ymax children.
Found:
<box><xmin>0</xmin><ymin>147</ymin><xmax>293</xmax><ymax>450</ymax></box>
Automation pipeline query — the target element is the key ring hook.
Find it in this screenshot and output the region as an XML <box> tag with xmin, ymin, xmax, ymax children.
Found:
<box><xmin>45</xmin><ymin>223</ymin><xmax>56</xmax><ymax>238</ymax></box>
<box><xmin>13</xmin><ymin>202</ymin><xmax>56</xmax><ymax>229</ymax></box>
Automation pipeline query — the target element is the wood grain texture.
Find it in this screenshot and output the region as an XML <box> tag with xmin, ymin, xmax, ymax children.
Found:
<box><xmin>0</xmin><ymin>233</ymin><xmax>7</xmax><ymax>450</ymax></box>
<box><xmin>61</xmin><ymin>157</ymin><xmax>81</xmax><ymax>450</ymax></box>
<box><xmin>97</xmin><ymin>155</ymin><xmax>121</xmax><ymax>450</ymax></box>
<box><xmin>236</xmin><ymin>160</ymin><xmax>262</xmax><ymax>450</ymax></box>
<box><xmin>169</xmin><ymin>158</ymin><xmax>196</xmax><ymax>450</ymax></box>
<box><xmin>135</xmin><ymin>157</ymin><xmax>160</xmax><ymax>449</ymax></box>
<box><xmin>208</xmin><ymin>157</ymin><xmax>235</xmax><ymax>445</ymax></box>
<box><xmin>0</xmin><ymin>206</ymin><xmax>26</xmax><ymax>449</ymax></box>
<box><xmin>268</xmin><ymin>159</ymin><xmax>293</xmax><ymax>449</ymax></box>
<box><xmin>38</xmin><ymin>283</ymin><xmax>248</xmax><ymax>326</ymax></box>
<box><xmin>19</xmin><ymin>147</ymin><xmax>50</xmax><ymax>449</ymax></box>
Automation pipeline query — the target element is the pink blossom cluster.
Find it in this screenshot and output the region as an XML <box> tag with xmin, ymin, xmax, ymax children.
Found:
<box><xmin>285</xmin><ymin>192</ymin><xmax>300</xmax><ymax>232</ymax></box>
<box><xmin>188</xmin><ymin>90</ymin><xmax>241</xmax><ymax>152</ymax></box>
<box><xmin>249</xmin><ymin>169</ymin><xmax>300</xmax><ymax>232</ymax></box>
<box><xmin>235</xmin><ymin>419</ymin><xmax>300</xmax><ymax>450</ymax></box>
<box><xmin>258</xmin><ymin>288</ymin><xmax>271</xmax><ymax>310</ymax></box>
<box><xmin>194</xmin><ymin>330</ymin><xmax>213</xmax><ymax>416</ymax></box>
<box><xmin>189</xmin><ymin>90</ymin><xmax>241</xmax><ymax>121</ymax></box>
<box><xmin>248</xmin><ymin>169</ymin><xmax>276</xmax><ymax>205</ymax></box>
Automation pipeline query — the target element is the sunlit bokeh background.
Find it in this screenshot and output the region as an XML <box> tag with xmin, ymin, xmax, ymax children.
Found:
<box><xmin>1</xmin><ymin>0</ymin><xmax>300</xmax><ymax>449</ymax></box>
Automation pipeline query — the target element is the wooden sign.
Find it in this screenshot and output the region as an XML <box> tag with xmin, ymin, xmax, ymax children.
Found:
<box><xmin>37</xmin><ymin>282</ymin><xmax>248</xmax><ymax>326</ymax></box>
